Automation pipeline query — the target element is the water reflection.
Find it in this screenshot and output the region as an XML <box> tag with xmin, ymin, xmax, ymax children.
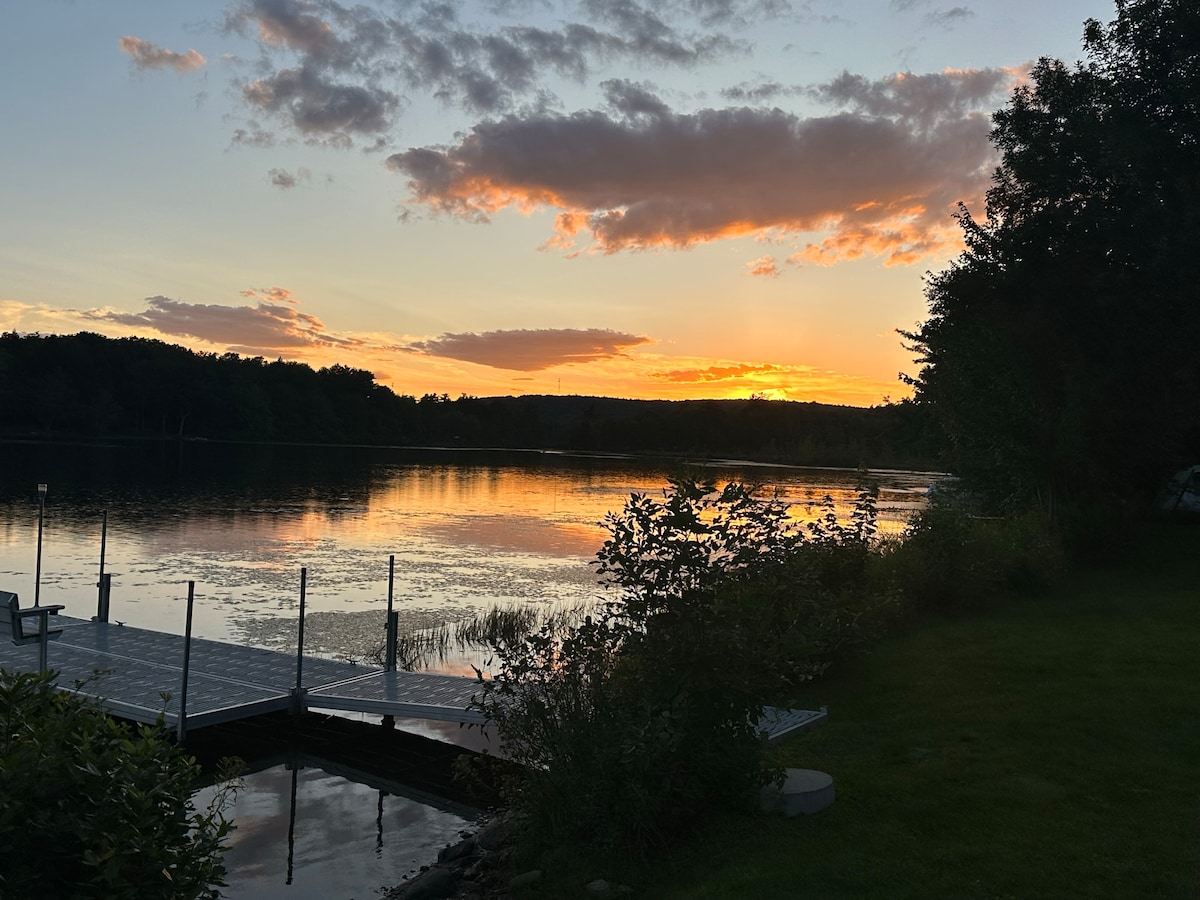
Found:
<box><xmin>193</xmin><ymin>757</ymin><xmax>477</xmax><ymax>900</ymax></box>
<box><xmin>0</xmin><ymin>441</ymin><xmax>935</xmax><ymax>653</ymax></box>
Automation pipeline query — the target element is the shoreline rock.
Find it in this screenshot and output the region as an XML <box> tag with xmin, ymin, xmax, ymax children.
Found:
<box><xmin>384</xmin><ymin>811</ymin><xmax>525</xmax><ymax>900</ymax></box>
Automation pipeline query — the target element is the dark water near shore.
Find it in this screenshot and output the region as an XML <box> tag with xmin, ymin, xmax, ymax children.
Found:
<box><xmin>192</xmin><ymin>762</ymin><xmax>476</xmax><ymax>900</ymax></box>
<box><xmin>0</xmin><ymin>439</ymin><xmax>936</xmax><ymax>897</ymax></box>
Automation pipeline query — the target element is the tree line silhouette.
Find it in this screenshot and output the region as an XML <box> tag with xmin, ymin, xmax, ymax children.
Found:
<box><xmin>0</xmin><ymin>332</ymin><xmax>938</xmax><ymax>469</ymax></box>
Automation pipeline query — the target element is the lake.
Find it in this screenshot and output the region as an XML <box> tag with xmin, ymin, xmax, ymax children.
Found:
<box><xmin>0</xmin><ymin>439</ymin><xmax>936</xmax><ymax>898</ymax></box>
<box><xmin>0</xmin><ymin>440</ymin><xmax>934</xmax><ymax>655</ymax></box>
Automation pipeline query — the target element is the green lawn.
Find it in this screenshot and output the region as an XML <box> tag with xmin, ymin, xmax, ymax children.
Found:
<box><xmin>561</xmin><ymin>522</ymin><xmax>1200</xmax><ymax>899</ymax></box>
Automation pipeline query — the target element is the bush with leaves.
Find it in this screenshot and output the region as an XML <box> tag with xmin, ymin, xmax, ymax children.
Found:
<box><xmin>474</xmin><ymin>477</ymin><xmax>897</xmax><ymax>856</ymax></box>
<box><xmin>888</xmin><ymin>497</ymin><xmax>1065</xmax><ymax>611</ymax></box>
<box><xmin>0</xmin><ymin>669</ymin><xmax>238</xmax><ymax>900</ymax></box>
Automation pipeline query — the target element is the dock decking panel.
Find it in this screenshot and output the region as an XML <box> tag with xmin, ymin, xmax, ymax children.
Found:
<box><xmin>760</xmin><ymin>706</ymin><xmax>827</xmax><ymax>742</ymax></box>
<box><xmin>50</xmin><ymin>617</ymin><xmax>372</xmax><ymax>692</ymax></box>
<box><xmin>308</xmin><ymin>670</ymin><xmax>486</xmax><ymax>724</ymax></box>
<box><xmin>0</xmin><ymin>640</ymin><xmax>293</xmax><ymax>727</ymax></box>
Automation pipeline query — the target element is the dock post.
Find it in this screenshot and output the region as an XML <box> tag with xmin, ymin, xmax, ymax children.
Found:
<box><xmin>385</xmin><ymin>554</ymin><xmax>397</xmax><ymax>672</ymax></box>
<box><xmin>96</xmin><ymin>510</ymin><xmax>107</xmax><ymax>618</ymax></box>
<box><xmin>34</xmin><ymin>483</ymin><xmax>47</xmax><ymax>607</ymax></box>
<box><xmin>383</xmin><ymin>555</ymin><xmax>397</xmax><ymax>730</ymax></box>
<box><xmin>385</xmin><ymin>611</ymin><xmax>398</xmax><ymax>671</ymax></box>
<box><xmin>177</xmin><ymin>581</ymin><xmax>195</xmax><ymax>741</ymax></box>
<box><xmin>37</xmin><ymin>612</ymin><xmax>50</xmax><ymax>673</ymax></box>
<box><xmin>96</xmin><ymin>574</ymin><xmax>112</xmax><ymax>624</ymax></box>
<box><xmin>292</xmin><ymin>567</ymin><xmax>307</xmax><ymax>717</ymax></box>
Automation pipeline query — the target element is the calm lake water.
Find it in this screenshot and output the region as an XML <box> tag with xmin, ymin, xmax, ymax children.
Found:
<box><xmin>0</xmin><ymin>439</ymin><xmax>935</xmax><ymax>898</ymax></box>
<box><xmin>0</xmin><ymin>440</ymin><xmax>934</xmax><ymax>658</ymax></box>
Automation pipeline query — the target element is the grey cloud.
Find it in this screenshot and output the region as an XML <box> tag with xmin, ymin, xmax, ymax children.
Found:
<box><xmin>684</xmin><ymin>0</ymin><xmax>794</xmax><ymax>27</ymax></box>
<box><xmin>243</xmin><ymin>64</ymin><xmax>400</xmax><ymax>134</ymax></box>
<box><xmin>409</xmin><ymin>328</ymin><xmax>652</xmax><ymax>370</ymax></box>
<box><xmin>602</xmin><ymin>79</ymin><xmax>671</xmax><ymax>118</ymax></box>
<box><xmin>81</xmin><ymin>294</ymin><xmax>360</xmax><ymax>352</ymax></box>
<box><xmin>231</xmin><ymin>124</ymin><xmax>277</xmax><ymax>147</ymax></box>
<box><xmin>221</xmin><ymin>0</ymin><xmax>757</xmax><ymax>142</ymax></box>
<box><xmin>387</xmin><ymin>68</ymin><xmax>1015</xmax><ymax>263</ymax></box>
<box><xmin>813</xmin><ymin>67</ymin><xmax>1012</xmax><ymax>131</ymax></box>
<box><xmin>887</xmin><ymin>0</ymin><xmax>972</xmax><ymax>26</ymax></box>
<box><xmin>720</xmin><ymin>80</ymin><xmax>795</xmax><ymax>102</ymax></box>
<box><xmin>118</xmin><ymin>36</ymin><xmax>206</xmax><ymax>72</ymax></box>
<box><xmin>231</xmin><ymin>0</ymin><xmax>338</xmax><ymax>56</ymax></box>
<box><xmin>268</xmin><ymin>166</ymin><xmax>312</xmax><ymax>188</ymax></box>
<box><xmin>580</xmin><ymin>0</ymin><xmax>744</xmax><ymax>64</ymax></box>
<box><xmin>926</xmin><ymin>6</ymin><xmax>974</xmax><ymax>27</ymax></box>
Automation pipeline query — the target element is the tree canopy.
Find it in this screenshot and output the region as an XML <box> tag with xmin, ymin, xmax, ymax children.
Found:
<box><xmin>902</xmin><ymin>0</ymin><xmax>1200</xmax><ymax>511</ymax></box>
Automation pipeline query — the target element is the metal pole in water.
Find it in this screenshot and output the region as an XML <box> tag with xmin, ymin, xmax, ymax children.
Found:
<box><xmin>293</xmin><ymin>567</ymin><xmax>307</xmax><ymax>716</ymax></box>
<box><xmin>286</xmin><ymin>765</ymin><xmax>299</xmax><ymax>885</ymax></box>
<box><xmin>177</xmin><ymin>581</ymin><xmax>195</xmax><ymax>742</ymax></box>
<box><xmin>34</xmin><ymin>484</ymin><xmax>47</xmax><ymax>607</ymax></box>
<box><xmin>96</xmin><ymin>510</ymin><xmax>107</xmax><ymax>618</ymax></box>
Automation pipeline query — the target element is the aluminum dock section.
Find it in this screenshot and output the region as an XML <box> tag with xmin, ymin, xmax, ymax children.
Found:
<box><xmin>1</xmin><ymin>615</ymin><xmax>824</xmax><ymax>741</ymax></box>
<box><xmin>0</xmin><ymin>616</ymin><xmax>483</xmax><ymax>735</ymax></box>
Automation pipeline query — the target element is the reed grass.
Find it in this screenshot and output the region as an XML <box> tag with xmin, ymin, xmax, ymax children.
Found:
<box><xmin>379</xmin><ymin>602</ymin><xmax>594</xmax><ymax>671</ymax></box>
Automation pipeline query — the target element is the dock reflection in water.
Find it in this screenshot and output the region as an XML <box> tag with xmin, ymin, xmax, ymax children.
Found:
<box><xmin>193</xmin><ymin>756</ymin><xmax>479</xmax><ymax>900</ymax></box>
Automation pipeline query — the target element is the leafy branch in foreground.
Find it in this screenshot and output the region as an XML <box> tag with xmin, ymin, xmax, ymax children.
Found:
<box><xmin>0</xmin><ymin>669</ymin><xmax>239</xmax><ymax>900</ymax></box>
<box><xmin>472</xmin><ymin>477</ymin><xmax>897</xmax><ymax>857</ymax></box>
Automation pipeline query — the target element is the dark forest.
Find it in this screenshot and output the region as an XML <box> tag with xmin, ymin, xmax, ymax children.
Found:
<box><xmin>0</xmin><ymin>332</ymin><xmax>939</xmax><ymax>469</ymax></box>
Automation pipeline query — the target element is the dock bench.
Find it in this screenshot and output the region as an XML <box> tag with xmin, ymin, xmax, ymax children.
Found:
<box><xmin>1</xmin><ymin>590</ymin><xmax>65</xmax><ymax>671</ymax></box>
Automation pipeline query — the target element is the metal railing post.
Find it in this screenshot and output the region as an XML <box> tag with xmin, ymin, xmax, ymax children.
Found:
<box><xmin>385</xmin><ymin>554</ymin><xmax>397</xmax><ymax>672</ymax></box>
<box><xmin>97</xmin><ymin>573</ymin><xmax>112</xmax><ymax>624</ymax></box>
<box><xmin>96</xmin><ymin>510</ymin><xmax>107</xmax><ymax>618</ymax></box>
<box><xmin>177</xmin><ymin>581</ymin><xmax>195</xmax><ymax>741</ymax></box>
<box><xmin>34</xmin><ymin>484</ymin><xmax>46</xmax><ymax>607</ymax></box>
<box><xmin>37</xmin><ymin>609</ymin><xmax>49</xmax><ymax>673</ymax></box>
<box><xmin>292</xmin><ymin>568</ymin><xmax>307</xmax><ymax>716</ymax></box>
<box><xmin>385</xmin><ymin>611</ymin><xmax>398</xmax><ymax>671</ymax></box>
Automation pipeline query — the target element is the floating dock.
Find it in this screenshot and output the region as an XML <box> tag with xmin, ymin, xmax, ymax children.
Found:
<box><xmin>0</xmin><ymin>615</ymin><xmax>484</xmax><ymax>736</ymax></box>
<box><xmin>1</xmin><ymin>610</ymin><xmax>826</xmax><ymax>742</ymax></box>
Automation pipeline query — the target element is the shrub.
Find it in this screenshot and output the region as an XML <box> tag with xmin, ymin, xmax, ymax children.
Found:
<box><xmin>0</xmin><ymin>669</ymin><xmax>238</xmax><ymax>900</ymax></box>
<box><xmin>474</xmin><ymin>477</ymin><xmax>897</xmax><ymax>856</ymax></box>
<box><xmin>888</xmin><ymin>498</ymin><xmax>1064</xmax><ymax>611</ymax></box>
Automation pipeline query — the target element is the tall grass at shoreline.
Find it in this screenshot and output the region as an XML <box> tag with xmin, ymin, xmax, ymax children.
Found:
<box><xmin>380</xmin><ymin>603</ymin><xmax>592</xmax><ymax>672</ymax></box>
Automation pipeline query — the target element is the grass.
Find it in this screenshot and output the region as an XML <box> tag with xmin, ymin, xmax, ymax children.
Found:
<box><xmin>386</xmin><ymin>603</ymin><xmax>592</xmax><ymax>671</ymax></box>
<box><xmin>522</xmin><ymin>521</ymin><xmax>1200</xmax><ymax>898</ymax></box>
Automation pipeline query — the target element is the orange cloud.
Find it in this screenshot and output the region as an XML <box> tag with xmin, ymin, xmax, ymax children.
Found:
<box><xmin>654</xmin><ymin>363</ymin><xmax>785</xmax><ymax>383</ymax></box>
<box><xmin>746</xmin><ymin>255</ymin><xmax>780</xmax><ymax>277</ymax></box>
<box><xmin>239</xmin><ymin>286</ymin><xmax>298</xmax><ymax>305</ymax></box>
<box><xmin>409</xmin><ymin>328</ymin><xmax>653</xmax><ymax>371</ymax></box>
<box><xmin>118</xmin><ymin>36</ymin><xmax>205</xmax><ymax>72</ymax></box>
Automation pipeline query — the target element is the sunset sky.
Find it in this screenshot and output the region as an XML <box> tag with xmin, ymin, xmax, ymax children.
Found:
<box><xmin>1</xmin><ymin>0</ymin><xmax>1101</xmax><ymax>405</ymax></box>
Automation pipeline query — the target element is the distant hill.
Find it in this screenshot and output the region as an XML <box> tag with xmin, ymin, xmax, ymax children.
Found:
<box><xmin>0</xmin><ymin>332</ymin><xmax>941</xmax><ymax>469</ymax></box>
